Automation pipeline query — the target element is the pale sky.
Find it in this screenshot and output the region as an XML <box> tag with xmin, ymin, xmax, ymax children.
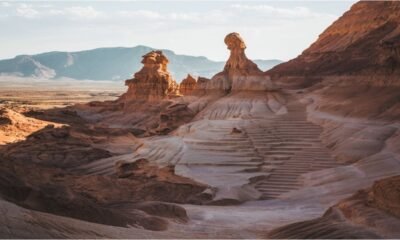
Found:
<box><xmin>0</xmin><ymin>1</ymin><xmax>356</xmax><ymax>61</ymax></box>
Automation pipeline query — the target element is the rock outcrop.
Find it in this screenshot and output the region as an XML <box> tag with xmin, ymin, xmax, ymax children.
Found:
<box><xmin>179</xmin><ymin>74</ymin><xmax>197</xmax><ymax>95</ymax></box>
<box><xmin>369</xmin><ymin>175</ymin><xmax>400</xmax><ymax>218</ymax></box>
<box><xmin>179</xmin><ymin>75</ymin><xmax>211</xmax><ymax>96</ymax></box>
<box><xmin>123</xmin><ymin>51</ymin><xmax>179</xmax><ymax>103</ymax></box>
<box><xmin>268</xmin><ymin>1</ymin><xmax>400</xmax><ymax>86</ymax></box>
<box><xmin>268</xmin><ymin>175</ymin><xmax>400</xmax><ymax>239</ymax></box>
<box><xmin>208</xmin><ymin>32</ymin><xmax>274</xmax><ymax>92</ymax></box>
<box><xmin>0</xmin><ymin>108</ymin><xmax>62</xmax><ymax>145</ymax></box>
<box><xmin>157</xmin><ymin>103</ymin><xmax>195</xmax><ymax>134</ymax></box>
<box><xmin>197</xmin><ymin>77</ymin><xmax>210</xmax><ymax>89</ymax></box>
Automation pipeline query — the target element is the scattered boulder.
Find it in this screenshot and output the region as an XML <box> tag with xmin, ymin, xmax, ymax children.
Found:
<box><xmin>369</xmin><ymin>175</ymin><xmax>400</xmax><ymax>218</ymax></box>
<box><xmin>231</xmin><ymin>127</ymin><xmax>242</xmax><ymax>134</ymax></box>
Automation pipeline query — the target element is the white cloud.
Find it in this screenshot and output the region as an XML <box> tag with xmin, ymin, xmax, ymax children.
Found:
<box><xmin>37</xmin><ymin>4</ymin><xmax>53</xmax><ymax>9</ymax></box>
<box><xmin>118</xmin><ymin>10</ymin><xmax>161</xmax><ymax>19</ymax></box>
<box><xmin>230</xmin><ymin>4</ymin><xmax>336</xmax><ymax>19</ymax></box>
<box><xmin>117</xmin><ymin>9</ymin><xmax>227</xmax><ymax>24</ymax></box>
<box><xmin>16</xmin><ymin>3</ymin><xmax>39</xmax><ymax>19</ymax></box>
<box><xmin>1</xmin><ymin>2</ymin><xmax>11</xmax><ymax>8</ymax></box>
<box><xmin>46</xmin><ymin>6</ymin><xmax>104</xmax><ymax>20</ymax></box>
<box><xmin>117</xmin><ymin>10</ymin><xmax>200</xmax><ymax>21</ymax></box>
<box><xmin>66</xmin><ymin>6</ymin><xmax>103</xmax><ymax>19</ymax></box>
<box><xmin>48</xmin><ymin>9</ymin><xmax>64</xmax><ymax>15</ymax></box>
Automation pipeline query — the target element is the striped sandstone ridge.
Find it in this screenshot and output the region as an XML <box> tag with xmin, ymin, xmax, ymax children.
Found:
<box><xmin>268</xmin><ymin>1</ymin><xmax>400</xmax><ymax>87</ymax></box>
<box><xmin>269</xmin><ymin>176</ymin><xmax>400</xmax><ymax>239</ymax></box>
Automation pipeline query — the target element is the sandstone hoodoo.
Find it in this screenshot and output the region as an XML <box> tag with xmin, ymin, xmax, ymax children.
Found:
<box><xmin>179</xmin><ymin>75</ymin><xmax>210</xmax><ymax>96</ymax></box>
<box><xmin>179</xmin><ymin>74</ymin><xmax>197</xmax><ymax>95</ymax></box>
<box><xmin>208</xmin><ymin>32</ymin><xmax>275</xmax><ymax>92</ymax></box>
<box><xmin>124</xmin><ymin>50</ymin><xmax>179</xmax><ymax>103</ymax></box>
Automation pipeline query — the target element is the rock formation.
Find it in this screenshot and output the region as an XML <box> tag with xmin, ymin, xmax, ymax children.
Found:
<box><xmin>268</xmin><ymin>175</ymin><xmax>400</xmax><ymax>238</ymax></box>
<box><xmin>178</xmin><ymin>74</ymin><xmax>212</xmax><ymax>96</ymax></box>
<box><xmin>3</xmin><ymin>1</ymin><xmax>400</xmax><ymax>238</ymax></box>
<box><xmin>123</xmin><ymin>51</ymin><xmax>179</xmax><ymax>103</ymax></box>
<box><xmin>208</xmin><ymin>32</ymin><xmax>274</xmax><ymax>92</ymax></box>
<box><xmin>179</xmin><ymin>74</ymin><xmax>197</xmax><ymax>95</ymax></box>
<box><xmin>157</xmin><ymin>103</ymin><xmax>195</xmax><ymax>134</ymax></box>
<box><xmin>0</xmin><ymin>107</ymin><xmax>62</xmax><ymax>144</ymax></box>
<box><xmin>369</xmin><ymin>175</ymin><xmax>400</xmax><ymax>218</ymax></box>
<box><xmin>268</xmin><ymin>1</ymin><xmax>400</xmax><ymax>86</ymax></box>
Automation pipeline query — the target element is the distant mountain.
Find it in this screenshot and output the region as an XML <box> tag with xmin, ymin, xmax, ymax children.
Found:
<box><xmin>0</xmin><ymin>46</ymin><xmax>282</xmax><ymax>82</ymax></box>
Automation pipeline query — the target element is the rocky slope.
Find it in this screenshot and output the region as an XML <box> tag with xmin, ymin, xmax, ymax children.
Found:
<box><xmin>268</xmin><ymin>1</ymin><xmax>400</xmax><ymax>87</ymax></box>
<box><xmin>0</xmin><ymin>108</ymin><xmax>62</xmax><ymax>144</ymax></box>
<box><xmin>263</xmin><ymin>1</ymin><xmax>400</xmax><ymax>238</ymax></box>
<box><xmin>269</xmin><ymin>176</ymin><xmax>400</xmax><ymax>239</ymax></box>
<box><xmin>0</xmin><ymin>109</ymin><xmax>210</xmax><ymax>232</ymax></box>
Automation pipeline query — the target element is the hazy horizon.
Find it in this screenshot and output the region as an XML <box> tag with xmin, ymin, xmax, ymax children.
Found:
<box><xmin>0</xmin><ymin>1</ymin><xmax>356</xmax><ymax>62</ymax></box>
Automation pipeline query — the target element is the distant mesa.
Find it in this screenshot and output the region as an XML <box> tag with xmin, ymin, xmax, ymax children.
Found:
<box><xmin>124</xmin><ymin>50</ymin><xmax>180</xmax><ymax>103</ymax></box>
<box><xmin>208</xmin><ymin>32</ymin><xmax>275</xmax><ymax>92</ymax></box>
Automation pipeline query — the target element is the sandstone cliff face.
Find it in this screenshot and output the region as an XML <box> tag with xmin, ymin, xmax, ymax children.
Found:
<box><xmin>123</xmin><ymin>51</ymin><xmax>179</xmax><ymax>103</ymax></box>
<box><xmin>268</xmin><ymin>1</ymin><xmax>400</xmax><ymax>83</ymax></box>
<box><xmin>208</xmin><ymin>32</ymin><xmax>274</xmax><ymax>92</ymax></box>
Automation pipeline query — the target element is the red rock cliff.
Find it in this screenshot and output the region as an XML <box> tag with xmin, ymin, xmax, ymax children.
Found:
<box><xmin>268</xmin><ymin>1</ymin><xmax>400</xmax><ymax>82</ymax></box>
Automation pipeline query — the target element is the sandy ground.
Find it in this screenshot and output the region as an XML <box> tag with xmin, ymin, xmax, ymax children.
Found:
<box><xmin>0</xmin><ymin>77</ymin><xmax>124</xmax><ymax>109</ymax></box>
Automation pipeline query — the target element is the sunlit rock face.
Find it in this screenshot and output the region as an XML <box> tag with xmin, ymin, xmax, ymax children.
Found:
<box><xmin>208</xmin><ymin>32</ymin><xmax>274</xmax><ymax>92</ymax></box>
<box><xmin>268</xmin><ymin>1</ymin><xmax>400</xmax><ymax>86</ymax></box>
<box><xmin>124</xmin><ymin>51</ymin><xmax>179</xmax><ymax>103</ymax></box>
<box><xmin>179</xmin><ymin>74</ymin><xmax>197</xmax><ymax>95</ymax></box>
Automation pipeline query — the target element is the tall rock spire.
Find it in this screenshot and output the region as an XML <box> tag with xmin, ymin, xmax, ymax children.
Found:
<box><xmin>208</xmin><ymin>32</ymin><xmax>275</xmax><ymax>92</ymax></box>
